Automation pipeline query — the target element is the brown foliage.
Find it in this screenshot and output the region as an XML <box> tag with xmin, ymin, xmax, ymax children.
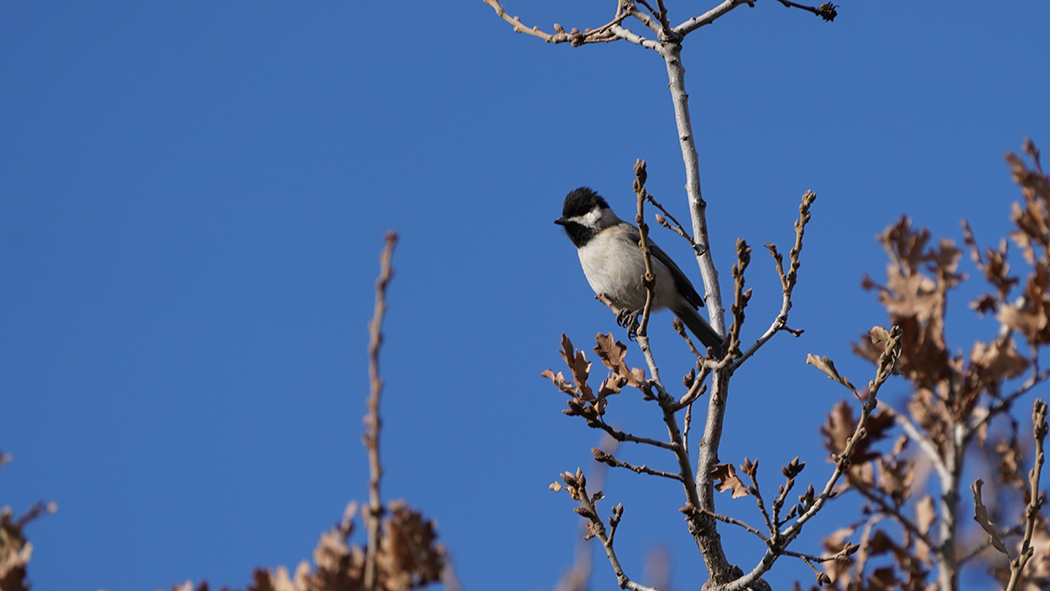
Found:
<box><xmin>810</xmin><ymin>142</ymin><xmax>1050</xmax><ymax>590</ymax></box>
<box><xmin>157</xmin><ymin>450</ymin><xmax>446</xmax><ymax>591</ymax></box>
<box><xmin>0</xmin><ymin>450</ymin><xmax>55</xmax><ymax>591</ymax></box>
<box><xmin>541</xmin><ymin>333</ymin><xmax>650</xmax><ymax>424</ymax></box>
<box><xmin>712</xmin><ymin>463</ymin><xmax>751</xmax><ymax>499</ymax></box>
<box><xmin>0</xmin><ymin>501</ymin><xmax>55</xmax><ymax>591</ymax></box>
<box><xmin>238</xmin><ymin>500</ymin><xmax>445</xmax><ymax>591</ymax></box>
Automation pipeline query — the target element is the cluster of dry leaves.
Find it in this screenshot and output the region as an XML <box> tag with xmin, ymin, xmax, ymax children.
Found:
<box><xmin>0</xmin><ymin>468</ymin><xmax>56</xmax><ymax>591</ymax></box>
<box><xmin>1</xmin><ymin>471</ymin><xmax>448</xmax><ymax>591</ymax></box>
<box><xmin>542</xmin><ymin>333</ymin><xmax>651</xmax><ymax>424</ymax></box>
<box><xmin>155</xmin><ymin>501</ymin><xmax>445</xmax><ymax>591</ymax></box>
<box><xmin>794</xmin><ymin>142</ymin><xmax>1050</xmax><ymax>590</ymax></box>
<box><xmin>1</xmin><ymin>233</ymin><xmax>449</xmax><ymax>591</ymax></box>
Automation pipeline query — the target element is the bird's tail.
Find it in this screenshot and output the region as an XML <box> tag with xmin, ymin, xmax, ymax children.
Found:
<box><xmin>675</xmin><ymin>306</ymin><xmax>724</xmax><ymax>357</ymax></box>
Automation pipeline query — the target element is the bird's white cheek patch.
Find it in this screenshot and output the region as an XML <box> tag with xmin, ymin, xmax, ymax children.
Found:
<box><xmin>581</xmin><ymin>208</ymin><xmax>602</xmax><ymax>226</ymax></box>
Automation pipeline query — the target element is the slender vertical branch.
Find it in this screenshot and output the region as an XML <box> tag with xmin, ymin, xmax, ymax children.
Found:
<box><xmin>658</xmin><ymin>43</ymin><xmax>738</xmax><ymax>583</ymax></box>
<box><xmin>936</xmin><ymin>414</ymin><xmax>964</xmax><ymax>591</ymax></box>
<box><xmin>1006</xmin><ymin>399</ymin><xmax>1048</xmax><ymax>591</ymax></box>
<box><xmin>661</xmin><ymin>42</ymin><xmax>725</xmax><ymax>335</ymax></box>
<box><xmin>634</xmin><ymin>160</ymin><xmax>658</xmax><ymax>339</ymax></box>
<box><xmin>630</xmin><ymin>160</ymin><xmax>672</xmax><ymax>393</ymax></box>
<box><xmin>660</xmin><ymin>51</ymin><xmax>737</xmax><ymax>583</ymax></box>
<box><xmin>633</xmin><ymin>157</ymin><xmax>732</xmax><ymax>580</ymax></box>
<box><xmin>693</xmin><ymin>368</ymin><xmax>735</xmax><ymax>581</ymax></box>
<box><xmin>363</xmin><ymin>231</ymin><xmax>397</xmax><ymax>591</ymax></box>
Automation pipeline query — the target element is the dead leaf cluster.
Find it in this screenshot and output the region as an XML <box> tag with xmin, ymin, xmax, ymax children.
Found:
<box><xmin>810</xmin><ymin>514</ymin><xmax>933</xmax><ymax>591</ymax></box>
<box><xmin>806</xmin><ymin>141</ymin><xmax>1050</xmax><ymax>590</ymax></box>
<box><xmin>0</xmin><ymin>500</ymin><xmax>56</xmax><ymax>591</ymax></box>
<box><xmin>161</xmin><ymin>502</ymin><xmax>445</xmax><ymax>591</ymax></box>
<box><xmin>542</xmin><ymin>333</ymin><xmax>649</xmax><ymax>424</ymax></box>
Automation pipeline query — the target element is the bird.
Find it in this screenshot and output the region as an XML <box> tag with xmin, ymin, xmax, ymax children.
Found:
<box><xmin>555</xmin><ymin>187</ymin><xmax>724</xmax><ymax>355</ymax></box>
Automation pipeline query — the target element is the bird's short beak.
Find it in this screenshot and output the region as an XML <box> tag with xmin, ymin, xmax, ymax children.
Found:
<box><xmin>554</xmin><ymin>218</ymin><xmax>567</xmax><ymax>225</ymax></box>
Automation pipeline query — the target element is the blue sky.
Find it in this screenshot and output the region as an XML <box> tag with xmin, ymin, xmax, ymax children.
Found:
<box><xmin>2</xmin><ymin>2</ymin><xmax>1049</xmax><ymax>590</ymax></box>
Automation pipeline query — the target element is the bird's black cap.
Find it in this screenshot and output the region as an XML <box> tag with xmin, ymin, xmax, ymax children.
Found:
<box><xmin>555</xmin><ymin>187</ymin><xmax>608</xmax><ymax>247</ymax></box>
<box><xmin>558</xmin><ymin>187</ymin><xmax>609</xmax><ymax>221</ymax></box>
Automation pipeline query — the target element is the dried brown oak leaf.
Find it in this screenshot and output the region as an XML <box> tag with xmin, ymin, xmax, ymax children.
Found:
<box><xmin>593</xmin><ymin>332</ymin><xmax>646</xmax><ymax>390</ymax></box>
<box><xmin>998</xmin><ymin>263</ymin><xmax>1050</xmax><ymax>346</ymax></box>
<box><xmin>965</xmin><ymin>337</ymin><xmax>1030</xmax><ymax>400</ymax></box>
<box><xmin>711</xmin><ymin>463</ymin><xmax>750</xmax><ymax>498</ymax></box>
<box><xmin>820</xmin><ymin>401</ymin><xmax>893</xmax><ymax>465</ymax></box>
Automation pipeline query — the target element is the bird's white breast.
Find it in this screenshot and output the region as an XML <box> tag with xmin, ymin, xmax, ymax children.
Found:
<box><xmin>577</xmin><ymin>227</ymin><xmax>677</xmax><ymax>312</ymax></box>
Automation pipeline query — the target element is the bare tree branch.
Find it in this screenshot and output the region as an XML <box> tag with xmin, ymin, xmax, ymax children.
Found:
<box><xmin>773</xmin><ymin>0</ymin><xmax>838</xmax><ymax>22</ymax></box>
<box><xmin>702</xmin><ymin>508</ymin><xmax>768</xmax><ymax>541</ymax></box>
<box><xmin>881</xmin><ymin>404</ymin><xmax>952</xmax><ymax>483</ymax></box>
<box><xmin>849</xmin><ymin>478</ymin><xmax>939</xmax><ymax>553</ymax></box>
<box><xmin>481</xmin><ymin>0</ymin><xmax>628</xmax><ymax>45</ymax></box>
<box><xmin>1005</xmin><ymin>399</ymin><xmax>1048</xmax><ymax>591</ymax></box>
<box><xmin>593</xmin><ymin>447</ymin><xmax>685</xmax><ymax>481</ymax></box>
<box><xmin>674</xmin><ymin>0</ymin><xmax>750</xmax><ymax>37</ymax></box>
<box><xmin>733</xmin><ymin>191</ymin><xmax>815</xmax><ymax>369</ymax></box>
<box><xmin>555</xmin><ymin>469</ymin><xmax>659</xmax><ymax>591</ymax></box>
<box><xmin>721</xmin><ymin>326</ymin><xmax>903</xmax><ymax>591</ymax></box>
<box><xmin>363</xmin><ymin>231</ymin><xmax>397</xmax><ymax>591</ymax></box>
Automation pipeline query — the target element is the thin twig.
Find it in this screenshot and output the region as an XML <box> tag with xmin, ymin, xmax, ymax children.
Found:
<box><xmin>674</xmin><ymin>0</ymin><xmax>750</xmax><ymax>36</ymax></box>
<box><xmin>674</xmin><ymin>361</ymin><xmax>708</xmax><ymax>410</ymax></box>
<box><xmin>726</xmin><ymin>238</ymin><xmax>752</xmax><ymax>360</ymax></box>
<box><xmin>558</xmin><ymin>469</ymin><xmax>658</xmax><ymax>591</ymax></box>
<box><xmin>970</xmin><ymin>367</ymin><xmax>1050</xmax><ymax>436</ymax></box>
<box><xmin>593</xmin><ymin>448</ymin><xmax>685</xmax><ymax>481</ymax></box>
<box><xmin>482</xmin><ymin>0</ymin><xmax>628</xmax><ymax>46</ymax></box>
<box><xmin>646</xmin><ymin>194</ymin><xmax>700</xmax><ymax>256</ymax></box>
<box><xmin>627</xmin><ymin>3</ymin><xmax>662</xmax><ymax>34</ymax></box>
<box><xmin>881</xmin><ymin>404</ymin><xmax>952</xmax><ymax>483</ymax></box>
<box><xmin>742</xmin><ymin>460</ymin><xmax>775</xmax><ymax>537</ymax></box>
<box><xmin>593</xmin><ymin>421</ymin><xmax>678</xmax><ymax>450</ymax></box>
<box><xmin>701</xmin><ymin>508</ymin><xmax>769</xmax><ymax>541</ymax></box>
<box><xmin>672</xmin><ymin>318</ymin><xmax>705</xmax><ymax>359</ymax></box>
<box><xmin>556</xmin><ymin>437</ymin><xmax>618</xmax><ymax>591</ymax></box>
<box><xmin>653</xmin><ymin>0</ymin><xmax>671</xmax><ymax>29</ymax></box>
<box><xmin>773</xmin><ymin>0</ymin><xmax>837</xmax><ymax>21</ymax></box>
<box><xmin>732</xmin><ymin>191</ymin><xmax>815</xmax><ymax>370</ymax></box>
<box><xmin>609</xmin><ymin>24</ymin><xmax>662</xmax><ymax>51</ymax></box>
<box><xmin>683</xmin><ymin>398</ymin><xmax>694</xmax><ymax>450</ymax></box>
<box><xmin>363</xmin><ymin>231</ymin><xmax>397</xmax><ymax>591</ymax></box>
<box><xmin>721</xmin><ymin>326</ymin><xmax>903</xmax><ymax>591</ymax></box>
<box><xmin>1006</xmin><ymin>399</ymin><xmax>1048</xmax><ymax>591</ymax></box>
<box><xmin>634</xmin><ymin>160</ymin><xmax>657</xmax><ymax>340</ymax></box>
<box><xmin>782</xmin><ymin>546</ymin><xmax>855</xmax><ymax>564</ymax></box>
<box><xmin>848</xmin><ymin>479</ymin><xmax>938</xmax><ymax>552</ymax></box>
<box><xmin>628</xmin><ymin>162</ymin><xmax>719</xmax><ymax>564</ymax></box>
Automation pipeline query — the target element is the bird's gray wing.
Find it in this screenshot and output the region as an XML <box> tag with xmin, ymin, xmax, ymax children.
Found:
<box><xmin>624</xmin><ymin>224</ymin><xmax>705</xmax><ymax>309</ymax></box>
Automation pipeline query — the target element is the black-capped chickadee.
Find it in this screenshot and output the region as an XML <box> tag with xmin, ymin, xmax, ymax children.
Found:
<box><xmin>555</xmin><ymin>187</ymin><xmax>724</xmax><ymax>355</ymax></box>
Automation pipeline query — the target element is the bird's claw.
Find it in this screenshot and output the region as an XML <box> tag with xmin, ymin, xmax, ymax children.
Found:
<box><xmin>616</xmin><ymin>309</ymin><xmax>642</xmax><ymax>341</ymax></box>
